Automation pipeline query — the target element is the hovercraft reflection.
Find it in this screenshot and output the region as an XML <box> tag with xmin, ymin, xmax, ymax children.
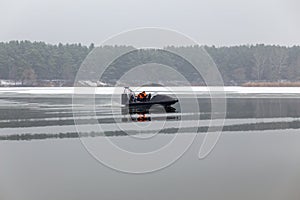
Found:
<box><xmin>121</xmin><ymin>104</ymin><xmax>179</xmax><ymax>122</ymax></box>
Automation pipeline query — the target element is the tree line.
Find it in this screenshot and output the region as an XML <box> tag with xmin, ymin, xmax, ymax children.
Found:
<box><xmin>0</xmin><ymin>41</ymin><xmax>94</xmax><ymax>85</ymax></box>
<box><xmin>0</xmin><ymin>41</ymin><xmax>299</xmax><ymax>85</ymax></box>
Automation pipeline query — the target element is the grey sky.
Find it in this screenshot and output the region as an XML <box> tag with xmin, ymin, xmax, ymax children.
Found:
<box><xmin>0</xmin><ymin>0</ymin><xmax>299</xmax><ymax>46</ymax></box>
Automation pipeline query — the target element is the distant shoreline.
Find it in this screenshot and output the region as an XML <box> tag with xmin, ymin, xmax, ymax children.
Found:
<box><xmin>242</xmin><ymin>82</ymin><xmax>300</xmax><ymax>87</ymax></box>
<box><xmin>2</xmin><ymin>82</ymin><xmax>300</xmax><ymax>87</ymax></box>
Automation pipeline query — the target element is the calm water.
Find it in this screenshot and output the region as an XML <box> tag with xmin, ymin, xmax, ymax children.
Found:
<box><xmin>0</xmin><ymin>89</ymin><xmax>300</xmax><ymax>200</ymax></box>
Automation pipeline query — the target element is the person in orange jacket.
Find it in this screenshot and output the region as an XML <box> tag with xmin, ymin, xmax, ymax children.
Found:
<box><xmin>137</xmin><ymin>91</ymin><xmax>147</xmax><ymax>101</ymax></box>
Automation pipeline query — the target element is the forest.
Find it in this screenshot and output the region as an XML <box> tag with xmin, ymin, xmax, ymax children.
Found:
<box><xmin>0</xmin><ymin>41</ymin><xmax>299</xmax><ymax>86</ymax></box>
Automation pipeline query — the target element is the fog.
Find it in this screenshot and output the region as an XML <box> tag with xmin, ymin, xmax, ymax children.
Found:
<box><xmin>0</xmin><ymin>0</ymin><xmax>300</xmax><ymax>46</ymax></box>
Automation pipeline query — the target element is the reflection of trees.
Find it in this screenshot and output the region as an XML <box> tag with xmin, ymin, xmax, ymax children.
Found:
<box><xmin>225</xmin><ymin>99</ymin><xmax>300</xmax><ymax>119</ymax></box>
<box><xmin>253</xmin><ymin>98</ymin><xmax>300</xmax><ymax>119</ymax></box>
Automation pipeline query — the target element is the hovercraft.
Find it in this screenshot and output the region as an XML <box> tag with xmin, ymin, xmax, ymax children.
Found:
<box><xmin>121</xmin><ymin>87</ymin><xmax>178</xmax><ymax>108</ymax></box>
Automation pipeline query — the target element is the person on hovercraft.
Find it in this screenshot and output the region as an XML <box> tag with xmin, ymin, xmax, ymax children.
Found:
<box><xmin>137</xmin><ymin>91</ymin><xmax>147</xmax><ymax>101</ymax></box>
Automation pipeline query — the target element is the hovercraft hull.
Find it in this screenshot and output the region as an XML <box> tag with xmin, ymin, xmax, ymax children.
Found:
<box><xmin>127</xmin><ymin>99</ymin><xmax>178</xmax><ymax>107</ymax></box>
<box><xmin>126</xmin><ymin>94</ymin><xmax>178</xmax><ymax>107</ymax></box>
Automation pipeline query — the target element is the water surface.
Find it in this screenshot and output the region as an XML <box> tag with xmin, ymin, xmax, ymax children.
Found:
<box><xmin>0</xmin><ymin>88</ymin><xmax>300</xmax><ymax>200</ymax></box>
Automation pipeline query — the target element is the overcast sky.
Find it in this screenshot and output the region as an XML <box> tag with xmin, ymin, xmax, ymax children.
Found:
<box><xmin>0</xmin><ymin>0</ymin><xmax>299</xmax><ymax>46</ymax></box>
